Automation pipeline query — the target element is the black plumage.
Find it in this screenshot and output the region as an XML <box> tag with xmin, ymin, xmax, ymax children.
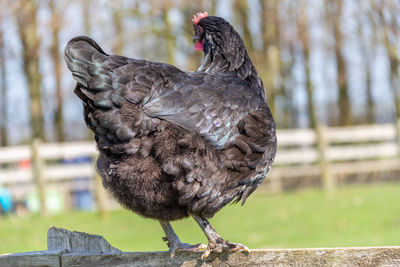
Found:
<box><xmin>64</xmin><ymin>12</ymin><xmax>276</xmax><ymax>258</ymax></box>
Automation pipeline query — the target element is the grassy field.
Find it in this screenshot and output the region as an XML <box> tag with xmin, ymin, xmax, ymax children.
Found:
<box><xmin>1</xmin><ymin>183</ymin><xmax>400</xmax><ymax>254</ymax></box>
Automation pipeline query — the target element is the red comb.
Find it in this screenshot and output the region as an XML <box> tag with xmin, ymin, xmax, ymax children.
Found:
<box><xmin>192</xmin><ymin>12</ymin><xmax>208</xmax><ymax>25</ymax></box>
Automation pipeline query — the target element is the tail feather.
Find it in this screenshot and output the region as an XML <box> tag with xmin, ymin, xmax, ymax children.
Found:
<box><xmin>64</xmin><ymin>36</ymin><xmax>149</xmax><ymax>152</ymax></box>
<box><xmin>64</xmin><ymin>36</ymin><xmax>108</xmax><ymax>87</ymax></box>
<box><xmin>65</xmin><ymin>36</ymin><xmax>107</xmax><ymax>57</ymax></box>
<box><xmin>65</xmin><ymin>36</ymin><xmax>116</xmax><ymax>103</ymax></box>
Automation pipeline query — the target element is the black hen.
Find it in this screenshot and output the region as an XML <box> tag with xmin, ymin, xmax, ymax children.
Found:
<box><xmin>64</xmin><ymin>12</ymin><xmax>276</xmax><ymax>258</ymax></box>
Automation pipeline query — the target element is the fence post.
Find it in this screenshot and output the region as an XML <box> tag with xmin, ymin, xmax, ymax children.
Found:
<box><xmin>92</xmin><ymin>157</ymin><xmax>108</xmax><ymax>218</ymax></box>
<box><xmin>396</xmin><ymin>117</ymin><xmax>400</xmax><ymax>157</ymax></box>
<box><xmin>315</xmin><ymin>124</ymin><xmax>334</xmax><ymax>197</ymax></box>
<box><xmin>269</xmin><ymin>175</ymin><xmax>282</xmax><ymax>194</ymax></box>
<box><xmin>31</xmin><ymin>138</ymin><xmax>47</xmax><ymax>216</ymax></box>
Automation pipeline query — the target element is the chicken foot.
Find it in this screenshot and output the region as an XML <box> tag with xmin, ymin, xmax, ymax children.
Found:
<box><xmin>159</xmin><ymin>221</ymin><xmax>207</xmax><ymax>258</ymax></box>
<box><xmin>192</xmin><ymin>215</ymin><xmax>250</xmax><ymax>259</ymax></box>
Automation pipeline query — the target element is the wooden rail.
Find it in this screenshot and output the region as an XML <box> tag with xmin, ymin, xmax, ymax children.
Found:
<box><xmin>0</xmin><ymin>123</ymin><xmax>399</xmax><ymax>196</ymax></box>
<box><xmin>1</xmin><ymin>227</ymin><xmax>399</xmax><ymax>267</ymax></box>
<box><xmin>269</xmin><ymin>123</ymin><xmax>400</xmax><ymax>192</ymax></box>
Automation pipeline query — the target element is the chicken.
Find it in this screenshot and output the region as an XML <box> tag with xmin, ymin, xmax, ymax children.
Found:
<box><xmin>64</xmin><ymin>12</ymin><xmax>276</xmax><ymax>259</ymax></box>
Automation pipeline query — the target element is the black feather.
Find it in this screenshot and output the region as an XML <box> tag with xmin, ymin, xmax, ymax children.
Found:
<box><xmin>64</xmin><ymin>15</ymin><xmax>276</xmax><ymax>222</ymax></box>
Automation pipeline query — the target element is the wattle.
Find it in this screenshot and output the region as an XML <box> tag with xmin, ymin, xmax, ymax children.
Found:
<box><xmin>194</xmin><ymin>41</ymin><xmax>204</xmax><ymax>51</ymax></box>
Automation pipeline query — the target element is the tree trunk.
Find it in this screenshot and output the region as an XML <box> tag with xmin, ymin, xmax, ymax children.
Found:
<box><xmin>234</xmin><ymin>0</ymin><xmax>254</xmax><ymax>52</ymax></box>
<box><xmin>0</xmin><ymin>24</ymin><xmax>7</xmax><ymax>146</ymax></box>
<box><xmin>283</xmin><ymin>41</ymin><xmax>296</xmax><ymax>128</ymax></box>
<box><xmin>81</xmin><ymin>0</ymin><xmax>94</xmax><ymax>140</ymax></box>
<box><xmin>368</xmin><ymin>0</ymin><xmax>400</xmax><ymax>122</ymax></box>
<box><xmin>162</xmin><ymin>9</ymin><xmax>175</xmax><ymax>65</ymax></box>
<box><xmin>49</xmin><ymin>0</ymin><xmax>64</xmax><ymax>142</ymax></box>
<box><xmin>365</xmin><ymin>63</ymin><xmax>374</xmax><ymax>123</ymax></box>
<box><xmin>376</xmin><ymin>0</ymin><xmax>400</xmax><ymax>157</ymax></box>
<box><xmin>112</xmin><ymin>1</ymin><xmax>124</xmax><ymax>55</ymax></box>
<box><xmin>260</xmin><ymin>0</ymin><xmax>281</xmax><ymax>115</ymax></box>
<box><xmin>16</xmin><ymin>0</ymin><xmax>44</xmax><ymax>140</ymax></box>
<box><xmin>327</xmin><ymin>0</ymin><xmax>351</xmax><ymax>126</ymax></box>
<box><xmin>82</xmin><ymin>0</ymin><xmax>91</xmax><ymax>35</ymax></box>
<box><xmin>356</xmin><ymin>11</ymin><xmax>375</xmax><ymax>124</ymax></box>
<box><xmin>298</xmin><ymin>1</ymin><xmax>317</xmax><ymax>129</ymax></box>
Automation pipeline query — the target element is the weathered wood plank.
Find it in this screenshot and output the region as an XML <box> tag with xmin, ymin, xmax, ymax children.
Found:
<box><xmin>60</xmin><ymin>247</ymin><xmax>400</xmax><ymax>267</ymax></box>
<box><xmin>2</xmin><ymin>247</ymin><xmax>400</xmax><ymax>267</ymax></box>
<box><xmin>0</xmin><ymin>250</ymin><xmax>62</xmax><ymax>267</ymax></box>
<box><xmin>1</xmin><ymin>228</ymin><xmax>400</xmax><ymax>267</ymax></box>
<box><xmin>47</xmin><ymin>227</ymin><xmax>121</xmax><ymax>254</ymax></box>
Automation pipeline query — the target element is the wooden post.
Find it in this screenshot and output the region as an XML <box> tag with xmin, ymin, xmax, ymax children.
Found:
<box><xmin>268</xmin><ymin>175</ymin><xmax>283</xmax><ymax>194</ymax></box>
<box><xmin>31</xmin><ymin>138</ymin><xmax>47</xmax><ymax>216</ymax></box>
<box><xmin>92</xmin><ymin>157</ymin><xmax>108</xmax><ymax>218</ymax></box>
<box><xmin>396</xmin><ymin>117</ymin><xmax>400</xmax><ymax>157</ymax></box>
<box><xmin>47</xmin><ymin>227</ymin><xmax>121</xmax><ymax>253</ymax></box>
<box><xmin>315</xmin><ymin>124</ymin><xmax>334</xmax><ymax>197</ymax></box>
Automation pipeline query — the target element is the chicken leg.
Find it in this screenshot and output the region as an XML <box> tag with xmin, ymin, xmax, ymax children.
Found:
<box><xmin>192</xmin><ymin>215</ymin><xmax>250</xmax><ymax>259</ymax></box>
<box><xmin>159</xmin><ymin>221</ymin><xmax>207</xmax><ymax>258</ymax></box>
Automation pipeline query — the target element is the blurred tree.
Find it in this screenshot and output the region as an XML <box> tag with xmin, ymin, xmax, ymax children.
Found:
<box><xmin>82</xmin><ymin>0</ymin><xmax>91</xmax><ymax>35</ymax></box>
<box><xmin>81</xmin><ymin>0</ymin><xmax>95</xmax><ymax>141</ymax></box>
<box><xmin>162</xmin><ymin>7</ymin><xmax>176</xmax><ymax>65</ymax></box>
<box><xmin>281</xmin><ymin>41</ymin><xmax>296</xmax><ymax>128</ymax></box>
<box><xmin>16</xmin><ymin>0</ymin><xmax>45</xmax><ymax>140</ymax></box>
<box><xmin>297</xmin><ymin>0</ymin><xmax>317</xmax><ymax>129</ymax></box>
<box><xmin>49</xmin><ymin>0</ymin><xmax>65</xmax><ymax>142</ymax></box>
<box><xmin>325</xmin><ymin>0</ymin><xmax>351</xmax><ymax>126</ymax></box>
<box><xmin>112</xmin><ymin>0</ymin><xmax>124</xmax><ymax>55</ymax></box>
<box><xmin>234</xmin><ymin>0</ymin><xmax>254</xmax><ymax>52</ymax></box>
<box><xmin>260</xmin><ymin>0</ymin><xmax>282</xmax><ymax>115</ymax></box>
<box><xmin>374</xmin><ymin>1</ymin><xmax>400</xmax><ymax>121</ymax></box>
<box><xmin>280</xmin><ymin>2</ymin><xmax>296</xmax><ymax>128</ymax></box>
<box><xmin>357</xmin><ymin>10</ymin><xmax>375</xmax><ymax>124</ymax></box>
<box><xmin>0</xmin><ymin>16</ymin><xmax>7</xmax><ymax>146</ymax></box>
<box><xmin>373</xmin><ymin>1</ymin><xmax>400</xmax><ymax>150</ymax></box>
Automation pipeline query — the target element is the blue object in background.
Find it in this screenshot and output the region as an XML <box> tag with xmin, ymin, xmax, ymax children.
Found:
<box><xmin>63</xmin><ymin>156</ymin><xmax>94</xmax><ymax>211</ymax></box>
<box><xmin>71</xmin><ymin>190</ymin><xmax>95</xmax><ymax>211</ymax></box>
<box><xmin>0</xmin><ymin>188</ymin><xmax>12</xmax><ymax>213</ymax></box>
<box><xmin>62</xmin><ymin>156</ymin><xmax>92</xmax><ymax>165</ymax></box>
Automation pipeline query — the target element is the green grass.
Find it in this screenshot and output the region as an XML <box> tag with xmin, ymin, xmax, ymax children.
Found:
<box><xmin>1</xmin><ymin>183</ymin><xmax>400</xmax><ymax>254</ymax></box>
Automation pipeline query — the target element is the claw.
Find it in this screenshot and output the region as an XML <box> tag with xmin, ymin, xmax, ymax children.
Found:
<box><xmin>228</xmin><ymin>242</ymin><xmax>250</xmax><ymax>252</ymax></box>
<box><xmin>168</xmin><ymin>242</ymin><xmax>207</xmax><ymax>258</ymax></box>
<box><xmin>200</xmin><ymin>241</ymin><xmax>250</xmax><ymax>259</ymax></box>
<box><xmin>198</xmin><ymin>243</ymin><xmax>208</xmax><ymax>250</ymax></box>
<box><xmin>201</xmin><ymin>248</ymin><xmax>211</xmax><ymax>259</ymax></box>
<box><xmin>191</xmin><ymin>215</ymin><xmax>250</xmax><ymax>260</ymax></box>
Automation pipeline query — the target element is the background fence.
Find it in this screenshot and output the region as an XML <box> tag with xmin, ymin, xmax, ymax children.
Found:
<box><xmin>1</xmin><ymin>123</ymin><xmax>399</xmax><ymax>214</ymax></box>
